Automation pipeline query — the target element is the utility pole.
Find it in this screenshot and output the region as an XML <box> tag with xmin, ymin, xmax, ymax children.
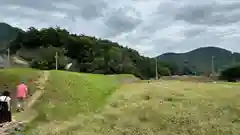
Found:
<box><xmin>155</xmin><ymin>58</ymin><xmax>158</xmax><ymax>80</ymax></box>
<box><xmin>211</xmin><ymin>56</ymin><xmax>215</xmax><ymax>76</ymax></box>
<box><xmin>55</xmin><ymin>52</ymin><xmax>58</xmax><ymax>70</ymax></box>
<box><xmin>7</xmin><ymin>48</ymin><xmax>10</xmax><ymax>68</ymax></box>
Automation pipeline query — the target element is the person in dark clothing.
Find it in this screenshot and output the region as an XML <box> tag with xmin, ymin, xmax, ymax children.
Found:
<box><xmin>0</xmin><ymin>91</ymin><xmax>12</xmax><ymax>126</ymax></box>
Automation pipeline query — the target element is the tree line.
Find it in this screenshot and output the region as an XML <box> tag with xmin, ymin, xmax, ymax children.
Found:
<box><xmin>9</xmin><ymin>27</ymin><xmax>179</xmax><ymax>79</ymax></box>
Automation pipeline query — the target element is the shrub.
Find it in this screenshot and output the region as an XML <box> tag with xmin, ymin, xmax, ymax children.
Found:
<box><xmin>219</xmin><ymin>65</ymin><xmax>240</xmax><ymax>82</ymax></box>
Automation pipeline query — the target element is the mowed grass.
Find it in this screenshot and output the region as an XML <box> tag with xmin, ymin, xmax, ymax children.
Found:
<box><xmin>57</xmin><ymin>80</ymin><xmax>240</xmax><ymax>135</ymax></box>
<box><xmin>22</xmin><ymin>71</ymin><xmax>240</xmax><ymax>135</ymax></box>
<box><xmin>0</xmin><ymin>68</ymin><xmax>41</xmax><ymax>110</ymax></box>
<box><xmin>25</xmin><ymin>71</ymin><xmax>122</xmax><ymax>133</ymax></box>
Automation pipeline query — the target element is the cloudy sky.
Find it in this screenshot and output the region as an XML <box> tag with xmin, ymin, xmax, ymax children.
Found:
<box><xmin>0</xmin><ymin>0</ymin><xmax>240</xmax><ymax>57</ymax></box>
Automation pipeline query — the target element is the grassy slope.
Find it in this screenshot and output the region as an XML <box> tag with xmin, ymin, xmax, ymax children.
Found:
<box><xmin>25</xmin><ymin>71</ymin><xmax>123</xmax><ymax>133</ymax></box>
<box><xmin>46</xmin><ymin>80</ymin><xmax>239</xmax><ymax>135</ymax></box>
<box><xmin>0</xmin><ymin>68</ymin><xmax>40</xmax><ymax>110</ymax></box>
<box><xmin>12</xmin><ymin>70</ymin><xmax>238</xmax><ymax>135</ymax></box>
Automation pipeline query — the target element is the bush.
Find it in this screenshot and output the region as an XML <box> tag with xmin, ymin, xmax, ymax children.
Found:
<box><xmin>219</xmin><ymin>65</ymin><xmax>240</xmax><ymax>82</ymax></box>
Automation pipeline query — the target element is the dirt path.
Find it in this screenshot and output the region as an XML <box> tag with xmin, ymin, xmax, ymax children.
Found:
<box><xmin>26</xmin><ymin>71</ymin><xmax>49</xmax><ymax>108</ymax></box>
<box><xmin>0</xmin><ymin>71</ymin><xmax>50</xmax><ymax>134</ymax></box>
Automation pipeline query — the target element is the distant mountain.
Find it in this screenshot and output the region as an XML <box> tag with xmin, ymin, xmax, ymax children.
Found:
<box><xmin>0</xmin><ymin>23</ymin><xmax>27</xmax><ymax>68</ymax></box>
<box><xmin>157</xmin><ymin>47</ymin><xmax>240</xmax><ymax>74</ymax></box>
<box><xmin>0</xmin><ymin>22</ymin><xmax>22</xmax><ymax>51</ymax></box>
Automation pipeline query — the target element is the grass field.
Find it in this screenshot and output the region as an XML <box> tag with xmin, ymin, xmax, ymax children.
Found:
<box><xmin>52</xmin><ymin>80</ymin><xmax>240</xmax><ymax>135</ymax></box>
<box><xmin>1</xmin><ymin>68</ymin><xmax>239</xmax><ymax>135</ymax></box>
<box><xmin>0</xmin><ymin>68</ymin><xmax>41</xmax><ymax>110</ymax></box>
<box><xmin>24</xmin><ymin>70</ymin><xmax>124</xmax><ymax>134</ymax></box>
<box><xmin>26</xmin><ymin>72</ymin><xmax>240</xmax><ymax>135</ymax></box>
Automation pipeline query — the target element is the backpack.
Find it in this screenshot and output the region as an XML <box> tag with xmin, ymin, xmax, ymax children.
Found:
<box><xmin>0</xmin><ymin>96</ymin><xmax>8</xmax><ymax>111</ymax></box>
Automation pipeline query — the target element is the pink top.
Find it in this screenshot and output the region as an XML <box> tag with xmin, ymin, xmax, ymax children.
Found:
<box><xmin>16</xmin><ymin>84</ymin><xmax>28</xmax><ymax>98</ymax></box>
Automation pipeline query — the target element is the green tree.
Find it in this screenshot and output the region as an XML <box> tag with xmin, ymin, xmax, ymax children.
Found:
<box><xmin>219</xmin><ymin>65</ymin><xmax>240</xmax><ymax>82</ymax></box>
<box><xmin>10</xmin><ymin>26</ymin><xmax>177</xmax><ymax>79</ymax></box>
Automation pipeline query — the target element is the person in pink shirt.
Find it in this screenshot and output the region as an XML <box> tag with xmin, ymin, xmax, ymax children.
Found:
<box><xmin>16</xmin><ymin>81</ymin><xmax>28</xmax><ymax>112</ymax></box>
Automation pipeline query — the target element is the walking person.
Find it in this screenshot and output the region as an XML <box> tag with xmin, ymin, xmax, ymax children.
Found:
<box><xmin>0</xmin><ymin>91</ymin><xmax>12</xmax><ymax>126</ymax></box>
<box><xmin>16</xmin><ymin>81</ymin><xmax>28</xmax><ymax>112</ymax></box>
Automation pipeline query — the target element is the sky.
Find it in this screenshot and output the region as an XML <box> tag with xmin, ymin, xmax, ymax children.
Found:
<box><xmin>0</xmin><ymin>0</ymin><xmax>240</xmax><ymax>57</ymax></box>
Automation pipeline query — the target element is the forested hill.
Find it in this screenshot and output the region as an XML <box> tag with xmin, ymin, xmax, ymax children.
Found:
<box><xmin>3</xmin><ymin>22</ymin><xmax>239</xmax><ymax>77</ymax></box>
<box><xmin>0</xmin><ymin>23</ymin><xmax>22</xmax><ymax>51</ymax></box>
<box><xmin>158</xmin><ymin>47</ymin><xmax>240</xmax><ymax>74</ymax></box>
<box><xmin>3</xmin><ymin>24</ymin><xmax>175</xmax><ymax>79</ymax></box>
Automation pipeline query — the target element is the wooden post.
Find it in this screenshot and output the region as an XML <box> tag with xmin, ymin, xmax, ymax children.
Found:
<box><xmin>55</xmin><ymin>52</ymin><xmax>58</xmax><ymax>70</ymax></box>
<box><xmin>7</xmin><ymin>48</ymin><xmax>10</xmax><ymax>67</ymax></box>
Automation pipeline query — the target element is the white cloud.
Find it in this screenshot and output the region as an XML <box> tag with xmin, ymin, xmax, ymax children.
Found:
<box><xmin>1</xmin><ymin>0</ymin><xmax>240</xmax><ymax>57</ymax></box>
